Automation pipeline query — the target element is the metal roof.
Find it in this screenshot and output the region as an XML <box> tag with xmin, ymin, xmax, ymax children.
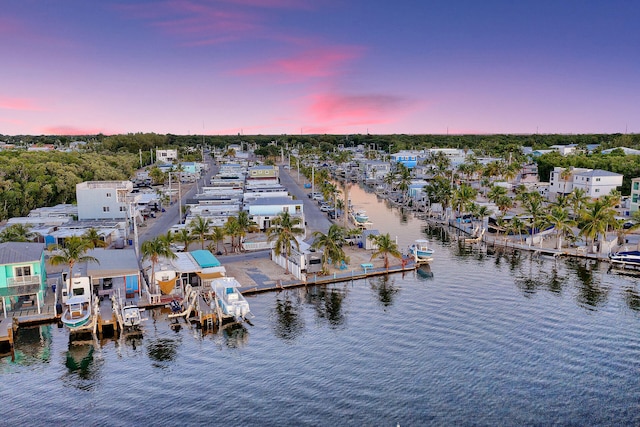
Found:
<box><xmin>0</xmin><ymin>242</ymin><xmax>45</xmax><ymax>265</ymax></box>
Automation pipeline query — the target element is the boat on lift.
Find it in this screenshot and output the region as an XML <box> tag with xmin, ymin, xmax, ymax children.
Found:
<box><xmin>60</xmin><ymin>275</ymin><xmax>93</xmax><ymax>330</ymax></box>
<box><xmin>409</xmin><ymin>239</ymin><xmax>435</xmax><ymax>263</ymax></box>
<box><xmin>609</xmin><ymin>250</ymin><xmax>640</xmax><ymax>265</ymax></box>
<box><xmin>211</xmin><ymin>277</ymin><xmax>252</xmax><ymax>322</ymax></box>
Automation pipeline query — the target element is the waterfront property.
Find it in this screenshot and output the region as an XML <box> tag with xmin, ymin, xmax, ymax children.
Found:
<box><xmin>0</xmin><ymin>242</ymin><xmax>47</xmax><ymax>318</ymax></box>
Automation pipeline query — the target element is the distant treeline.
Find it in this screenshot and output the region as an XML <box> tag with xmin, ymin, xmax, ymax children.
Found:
<box><xmin>1</xmin><ymin>132</ymin><xmax>639</xmax><ymax>220</ymax></box>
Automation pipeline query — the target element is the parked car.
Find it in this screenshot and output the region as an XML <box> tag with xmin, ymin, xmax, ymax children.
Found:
<box><xmin>320</xmin><ymin>205</ymin><xmax>334</xmax><ymax>212</ymax></box>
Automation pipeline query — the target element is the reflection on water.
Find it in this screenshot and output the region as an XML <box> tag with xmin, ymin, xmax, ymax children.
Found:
<box><xmin>369</xmin><ymin>275</ymin><xmax>399</xmax><ymax>308</ymax></box>
<box><xmin>147</xmin><ymin>337</ymin><xmax>180</xmax><ymax>367</ymax></box>
<box><xmin>515</xmin><ymin>257</ymin><xmax>567</xmax><ymax>296</ymax></box>
<box><xmin>567</xmin><ymin>260</ymin><xmax>611</xmax><ymax>310</ymax></box>
<box><xmin>222</xmin><ymin>323</ymin><xmax>249</xmax><ymax>348</ymax></box>
<box><xmin>416</xmin><ymin>264</ymin><xmax>434</xmax><ymax>280</ymax></box>
<box><xmin>64</xmin><ymin>340</ymin><xmax>102</xmax><ymax>391</ymax></box>
<box><xmin>11</xmin><ymin>325</ymin><xmax>52</xmax><ymax>365</ymax></box>
<box><xmin>305</xmin><ymin>285</ymin><xmax>347</xmax><ymax>328</ymax></box>
<box><xmin>272</xmin><ymin>291</ymin><xmax>305</xmax><ymax>341</ymax></box>
<box><xmin>623</xmin><ymin>286</ymin><xmax>640</xmax><ymax>311</ymax></box>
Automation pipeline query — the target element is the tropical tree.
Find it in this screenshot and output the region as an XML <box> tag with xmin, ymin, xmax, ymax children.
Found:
<box><xmin>369</xmin><ymin>232</ymin><xmax>402</xmax><ymax>270</ymax></box>
<box><xmin>506</xmin><ymin>216</ymin><xmax>527</xmax><ymax>245</ymax></box>
<box><xmin>487</xmin><ymin>185</ymin><xmax>508</xmax><ymax>205</ymax></box>
<box><xmin>496</xmin><ymin>195</ymin><xmax>514</xmax><ymax>214</ymax></box>
<box><xmin>189</xmin><ymin>215</ymin><xmax>211</xmax><ymax>249</ymax></box>
<box><xmin>82</xmin><ymin>227</ymin><xmax>107</xmax><ymax>249</ymax></box>
<box><xmin>49</xmin><ymin>235</ymin><xmax>99</xmax><ymax>294</ymax></box>
<box><xmin>140</xmin><ymin>236</ymin><xmax>176</xmax><ymax>293</ymax></box>
<box><xmin>224</xmin><ymin>217</ymin><xmax>242</xmax><ymax>253</ymax></box>
<box><xmin>452</xmin><ymin>183</ymin><xmax>477</xmax><ymax>216</ymax></box>
<box><xmin>424</xmin><ymin>176</ymin><xmax>453</xmax><ymax>215</ymax></box>
<box><xmin>266</xmin><ymin>212</ymin><xmax>305</xmax><ymax>274</ymax></box>
<box><xmin>560</xmin><ymin>167</ymin><xmax>573</xmax><ymax>194</ymax></box>
<box><xmin>174</xmin><ymin>228</ymin><xmax>195</xmax><ymax>252</ymax></box>
<box><xmin>568</xmin><ymin>188</ymin><xmax>589</xmax><ymax>219</ymax></box>
<box><xmin>543</xmin><ymin>206</ymin><xmax>575</xmax><ymax>250</ymax></box>
<box><xmin>578</xmin><ymin>199</ymin><xmax>619</xmax><ymax>253</ymax></box>
<box><xmin>0</xmin><ymin>223</ymin><xmax>35</xmax><ymax>243</ymax></box>
<box><xmin>208</xmin><ymin>226</ymin><xmax>227</xmax><ymax>254</ymax></box>
<box><xmin>311</xmin><ymin>224</ymin><xmax>349</xmax><ymax>274</ymax></box>
<box><xmin>235</xmin><ymin>211</ymin><xmax>259</xmax><ymax>252</ymax></box>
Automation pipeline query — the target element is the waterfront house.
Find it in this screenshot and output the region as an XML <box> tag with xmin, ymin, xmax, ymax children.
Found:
<box><xmin>271</xmin><ymin>238</ymin><xmax>322</xmax><ymax>280</ymax></box>
<box><xmin>548</xmin><ymin>167</ymin><xmax>622</xmax><ymax>199</ymax></box>
<box><xmin>391</xmin><ymin>151</ymin><xmax>420</xmax><ymax>169</ymax></box>
<box><xmin>247</xmin><ymin>197</ymin><xmax>305</xmax><ymax>232</ymax></box>
<box><xmin>0</xmin><ymin>242</ymin><xmax>47</xmax><ymax>317</ymax></box>
<box><xmin>84</xmin><ymin>248</ymin><xmax>141</xmax><ymax>298</ymax></box>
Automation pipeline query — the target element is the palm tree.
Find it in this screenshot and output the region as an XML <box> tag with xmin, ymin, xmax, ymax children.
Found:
<box><xmin>568</xmin><ymin>188</ymin><xmax>589</xmax><ymax>219</ymax></box>
<box><xmin>0</xmin><ymin>223</ymin><xmax>34</xmax><ymax>243</ymax></box>
<box><xmin>560</xmin><ymin>168</ymin><xmax>573</xmax><ymax>195</ymax></box>
<box><xmin>224</xmin><ymin>217</ymin><xmax>242</xmax><ymax>253</ymax></box>
<box><xmin>543</xmin><ymin>206</ymin><xmax>575</xmax><ymax>250</ymax></box>
<box><xmin>369</xmin><ymin>233</ymin><xmax>402</xmax><ymax>270</ymax></box>
<box><xmin>235</xmin><ymin>211</ymin><xmax>259</xmax><ymax>252</ymax></box>
<box><xmin>266</xmin><ymin>212</ymin><xmax>305</xmax><ymax>274</ymax></box>
<box><xmin>452</xmin><ymin>183</ymin><xmax>477</xmax><ymax>216</ymax></box>
<box><xmin>189</xmin><ymin>215</ymin><xmax>211</xmax><ymax>249</ymax></box>
<box><xmin>208</xmin><ymin>226</ymin><xmax>227</xmax><ymax>254</ymax></box>
<box><xmin>579</xmin><ymin>199</ymin><xmax>619</xmax><ymax>253</ymax></box>
<box><xmin>311</xmin><ymin>224</ymin><xmax>349</xmax><ymax>274</ymax></box>
<box><xmin>49</xmin><ymin>235</ymin><xmax>99</xmax><ymax>294</ymax></box>
<box><xmin>82</xmin><ymin>227</ymin><xmax>107</xmax><ymax>249</ymax></box>
<box><xmin>505</xmin><ymin>216</ymin><xmax>528</xmax><ymax>245</ymax></box>
<box><xmin>173</xmin><ymin>228</ymin><xmax>194</xmax><ymax>252</ymax></box>
<box><xmin>140</xmin><ymin>236</ymin><xmax>176</xmax><ymax>293</ymax></box>
<box><xmin>487</xmin><ymin>185</ymin><xmax>508</xmax><ymax>205</ymax></box>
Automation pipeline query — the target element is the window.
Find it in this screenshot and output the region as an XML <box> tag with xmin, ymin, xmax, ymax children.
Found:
<box><xmin>632</xmin><ymin>194</ymin><xmax>638</xmax><ymax>203</ymax></box>
<box><xmin>283</xmin><ymin>206</ymin><xmax>289</xmax><ymax>213</ymax></box>
<box><xmin>633</xmin><ymin>182</ymin><xmax>639</xmax><ymax>191</ymax></box>
<box><xmin>15</xmin><ymin>265</ymin><xmax>31</xmax><ymax>277</ymax></box>
<box><xmin>120</xmin><ymin>206</ymin><xmax>126</xmax><ymax>211</ymax></box>
<box><xmin>595</xmin><ymin>178</ymin><xmax>600</xmax><ymax>182</ymax></box>
<box><xmin>595</xmin><ymin>189</ymin><xmax>600</xmax><ymax>193</ymax></box>
<box><xmin>103</xmin><ymin>206</ymin><xmax>110</xmax><ymax>212</ymax></box>
<box><xmin>106</xmin><ymin>192</ymin><xmax>112</xmax><ymax>198</ymax></box>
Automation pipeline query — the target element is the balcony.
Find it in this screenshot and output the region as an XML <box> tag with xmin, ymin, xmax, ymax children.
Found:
<box><xmin>2</xmin><ymin>275</ymin><xmax>42</xmax><ymax>297</ymax></box>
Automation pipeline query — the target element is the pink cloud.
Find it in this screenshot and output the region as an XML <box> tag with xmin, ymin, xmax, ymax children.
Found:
<box><xmin>308</xmin><ymin>92</ymin><xmax>419</xmax><ymax>123</ymax></box>
<box><xmin>235</xmin><ymin>46</ymin><xmax>364</xmax><ymax>81</ymax></box>
<box><xmin>0</xmin><ymin>97</ymin><xmax>42</xmax><ymax>111</ymax></box>
<box><xmin>40</xmin><ymin>126</ymin><xmax>116</xmax><ymax>136</ymax></box>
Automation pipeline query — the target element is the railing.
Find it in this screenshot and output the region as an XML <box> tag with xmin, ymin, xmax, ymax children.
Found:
<box><xmin>242</xmin><ymin>241</ymin><xmax>274</xmax><ymax>251</ymax></box>
<box><xmin>7</xmin><ymin>274</ymin><xmax>41</xmax><ymax>287</ymax></box>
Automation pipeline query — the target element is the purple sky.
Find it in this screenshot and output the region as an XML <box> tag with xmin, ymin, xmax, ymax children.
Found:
<box><xmin>1</xmin><ymin>0</ymin><xmax>639</xmax><ymax>136</ymax></box>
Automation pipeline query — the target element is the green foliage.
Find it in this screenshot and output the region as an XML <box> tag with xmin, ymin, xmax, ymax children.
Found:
<box><xmin>0</xmin><ymin>151</ymin><xmax>137</xmax><ymax>220</ymax></box>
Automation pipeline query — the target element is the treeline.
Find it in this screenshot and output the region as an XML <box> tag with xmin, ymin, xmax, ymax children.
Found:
<box><xmin>0</xmin><ymin>151</ymin><xmax>138</xmax><ymax>220</ymax></box>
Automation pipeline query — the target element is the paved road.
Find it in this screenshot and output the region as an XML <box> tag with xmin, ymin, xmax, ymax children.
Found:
<box><xmin>277</xmin><ymin>165</ymin><xmax>332</xmax><ymax>242</ymax></box>
<box><xmin>138</xmin><ymin>154</ymin><xmax>217</xmax><ymax>245</ymax></box>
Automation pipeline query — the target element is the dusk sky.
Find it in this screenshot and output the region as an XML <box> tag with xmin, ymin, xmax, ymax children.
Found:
<box><xmin>2</xmin><ymin>1</ymin><xmax>639</xmax><ymax>136</ymax></box>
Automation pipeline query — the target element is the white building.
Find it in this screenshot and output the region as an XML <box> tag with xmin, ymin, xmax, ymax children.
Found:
<box><xmin>156</xmin><ymin>149</ymin><xmax>178</xmax><ymax>163</ymax></box>
<box><xmin>247</xmin><ymin>197</ymin><xmax>304</xmax><ymax>232</ymax></box>
<box><xmin>76</xmin><ymin>181</ymin><xmax>135</xmax><ymax>221</ymax></box>
<box><xmin>548</xmin><ymin>167</ymin><xmax>622</xmax><ymax>199</ymax></box>
<box><xmin>630</xmin><ymin>178</ymin><xmax>640</xmax><ymax>214</ymax></box>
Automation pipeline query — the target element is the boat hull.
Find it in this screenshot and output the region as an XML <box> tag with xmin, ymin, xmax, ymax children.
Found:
<box><xmin>609</xmin><ymin>251</ymin><xmax>640</xmax><ymax>264</ymax></box>
<box><xmin>61</xmin><ymin>309</ymin><xmax>91</xmax><ymax>329</ymax></box>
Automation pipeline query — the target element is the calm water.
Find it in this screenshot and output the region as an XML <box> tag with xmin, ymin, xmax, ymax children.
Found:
<box><xmin>2</xmin><ymin>185</ymin><xmax>640</xmax><ymax>426</ymax></box>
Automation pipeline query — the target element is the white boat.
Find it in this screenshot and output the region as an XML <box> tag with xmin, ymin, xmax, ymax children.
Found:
<box><xmin>60</xmin><ymin>276</ymin><xmax>93</xmax><ymax>330</ymax></box>
<box><xmin>409</xmin><ymin>239</ymin><xmax>434</xmax><ymax>263</ymax></box>
<box><xmin>122</xmin><ymin>304</ymin><xmax>145</xmax><ymax>329</ymax></box>
<box><xmin>211</xmin><ymin>277</ymin><xmax>252</xmax><ymax>322</ymax></box>
<box><xmin>354</xmin><ymin>211</ymin><xmax>369</xmax><ymax>223</ymax></box>
<box><xmin>609</xmin><ymin>250</ymin><xmax>640</xmax><ymax>265</ymax></box>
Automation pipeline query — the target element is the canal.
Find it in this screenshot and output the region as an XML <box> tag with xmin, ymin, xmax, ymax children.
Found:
<box><xmin>2</xmin><ymin>183</ymin><xmax>639</xmax><ymax>426</ymax></box>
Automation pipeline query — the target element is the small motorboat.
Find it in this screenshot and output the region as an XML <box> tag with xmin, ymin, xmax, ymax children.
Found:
<box><xmin>211</xmin><ymin>277</ymin><xmax>252</xmax><ymax>322</ymax></box>
<box><xmin>609</xmin><ymin>250</ymin><xmax>640</xmax><ymax>265</ymax></box>
<box><xmin>409</xmin><ymin>239</ymin><xmax>435</xmax><ymax>263</ymax></box>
